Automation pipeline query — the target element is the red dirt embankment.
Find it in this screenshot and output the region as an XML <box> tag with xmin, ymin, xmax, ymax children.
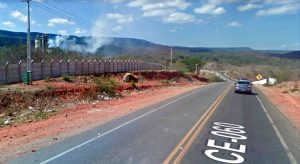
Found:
<box><xmin>0</xmin><ymin>71</ymin><xmax>207</xmax><ymax>162</ymax></box>
<box><xmin>257</xmin><ymin>81</ymin><xmax>300</xmax><ymax>132</ymax></box>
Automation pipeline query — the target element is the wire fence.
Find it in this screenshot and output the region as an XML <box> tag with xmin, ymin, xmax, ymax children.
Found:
<box><xmin>0</xmin><ymin>59</ymin><xmax>164</xmax><ymax>85</ymax></box>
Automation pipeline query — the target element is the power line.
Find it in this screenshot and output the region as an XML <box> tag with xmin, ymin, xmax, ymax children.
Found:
<box><xmin>31</xmin><ymin>2</ymin><xmax>111</xmax><ymax>37</ymax></box>
<box><xmin>31</xmin><ymin>1</ymin><xmax>121</xmax><ymax>38</ymax></box>
<box><xmin>40</xmin><ymin>1</ymin><xmax>122</xmax><ymax>37</ymax></box>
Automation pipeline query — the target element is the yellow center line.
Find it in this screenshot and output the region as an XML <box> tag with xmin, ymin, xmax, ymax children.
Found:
<box><xmin>163</xmin><ymin>85</ymin><xmax>232</xmax><ymax>164</ymax></box>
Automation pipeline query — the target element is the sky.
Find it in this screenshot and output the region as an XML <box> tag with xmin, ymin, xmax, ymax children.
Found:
<box><xmin>0</xmin><ymin>0</ymin><xmax>299</xmax><ymax>50</ymax></box>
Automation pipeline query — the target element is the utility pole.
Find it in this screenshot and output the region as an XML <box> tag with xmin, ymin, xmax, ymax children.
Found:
<box><xmin>170</xmin><ymin>47</ymin><xmax>173</xmax><ymax>70</ymax></box>
<box><xmin>23</xmin><ymin>0</ymin><xmax>32</xmax><ymax>84</ymax></box>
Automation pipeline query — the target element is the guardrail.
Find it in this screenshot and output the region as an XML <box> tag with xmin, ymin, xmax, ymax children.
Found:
<box><xmin>0</xmin><ymin>59</ymin><xmax>165</xmax><ymax>85</ymax></box>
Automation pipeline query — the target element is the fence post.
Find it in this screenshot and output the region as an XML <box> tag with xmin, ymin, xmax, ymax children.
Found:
<box><xmin>121</xmin><ymin>60</ymin><xmax>124</xmax><ymax>72</ymax></box>
<box><xmin>99</xmin><ymin>60</ymin><xmax>101</xmax><ymax>74</ymax></box>
<box><xmin>74</xmin><ymin>59</ymin><xmax>78</xmax><ymax>76</ymax></box>
<box><xmin>59</xmin><ymin>60</ymin><xmax>63</xmax><ymax>77</ymax></box>
<box><xmin>124</xmin><ymin>60</ymin><xmax>127</xmax><ymax>72</ymax></box>
<box><xmin>113</xmin><ymin>60</ymin><xmax>116</xmax><ymax>72</ymax></box>
<box><xmin>41</xmin><ymin>60</ymin><xmax>44</xmax><ymax>80</ymax></box>
<box><xmin>87</xmin><ymin>60</ymin><xmax>91</xmax><ymax>75</ymax></box>
<box><xmin>94</xmin><ymin>59</ymin><xmax>96</xmax><ymax>74</ymax></box>
<box><xmin>50</xmin><ymin>59</ymin><xmax>54</xmax><ymax>78</ymax></box>
<box><xmin>5</xmin><ymin>61</ymin><xmax>9</xmax><ymax>84</ymax></box>
<box><xmin>109</xmin><ymin>60</ymin><xmax>112</xmax><ymax>73</ymax></box>
<box><xmin>18</xmin><ymin>60</ymin><xmax>23</xmax><ymax>82</ymax></box>
<box><xmin>67</xmin><ymin>59</ymin><xmax>70</xmax><ymax>75</ymax></box>
<box><xmin>81</xmin><ymin>59</ymin><xmax>85</xmax><ymax>75</ymax></box>
<box><xmin>117</xmin><ymin>60</ymin><xmax>119</xmax><ymax>72</ymax></box>
<box><xmin>31</xmin><ymin>60</ymin><xmax>34</xmax><ymax>82</ymax></box>
<box><xmin>130</xmin><ymin>60</ymin><xmax>133</xmax><ymax>72</ymax></box>
<box><xmin>104</xmin><ymin>60</ymin><xmax>107</xmax><ymax>73</ymax></box>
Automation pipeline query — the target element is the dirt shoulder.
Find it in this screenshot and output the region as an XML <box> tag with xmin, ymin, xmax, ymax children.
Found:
<box><xmin>0</xmin><ymin>72</ymin><xmax>207</xmax><ymax>162</ymax></box>
<box><xmin>256</xmin><ymin>81</ymin><xmax>300</xmax><ymax>132</ymax></box>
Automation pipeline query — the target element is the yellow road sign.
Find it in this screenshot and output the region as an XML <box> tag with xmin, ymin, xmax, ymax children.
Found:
<box><xmin>256</xmin><ymin>74</ymin><xmax>263</xmax><ymax>80</ymax></box>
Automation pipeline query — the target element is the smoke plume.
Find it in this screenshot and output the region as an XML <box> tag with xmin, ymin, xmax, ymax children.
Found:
<box><xmin>48</xmin><ymin>20</ymin><xmax>112</xmax><ymax>54</ymax></box>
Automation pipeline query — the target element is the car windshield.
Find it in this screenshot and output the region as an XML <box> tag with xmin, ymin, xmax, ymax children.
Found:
<box><xmin>237</xmin><ymin>81</ymin><xmax>250</xmax><ymax>85</ymax></box>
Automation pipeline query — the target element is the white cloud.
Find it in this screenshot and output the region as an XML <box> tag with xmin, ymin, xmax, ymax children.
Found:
<box><xmin>140</xmin><ymin>0</ymin><xmax>190</xmax><ymax>11</ymax></box>
<box><xmin>227</xmin><ymin>21</ymin><xmax>242</xmax><ymax>27</ymax></box>
<box><xmin>169</xmin><ymin>29</ymin><xmax>176</xmax><ymax>32</ymax></box>
<box><xmin>208</xmin><ymin>0</ymin><xmax>239</xmax><ymax>4</ymax></box>
<box><xmin>58</xmin><ymin>30</ymin><xmax>68</xmax><ymax>36</ymax></box>
<box><xmin>10</xmin><ymin>10</ymin><xmax>27</xmax><ymax>23</ymax></box>
<box><xmin>48</xmin><ymin>18</ymin><xmax>75</xmax><ymax>27</ymax></box>
<box><xmin>2</xmin><ymin>21</ymin><xmax>15</xmax><ymax>27</ymax></box>
<box><xmin>106</xmin><ymin>13</ymin><xmax>133</xmax><ymax>23</ymax></box>
<box><xmin>112</xmin><ymin>25</ymin><xmax>123</xmax><ymax>31</ymax></box>
<box><xmin>126</xmin><ymin>0</ymin><xmax>194</xmax><ymax>24</ymax></box>
<box><xmin>127</xmin><ymin>0</ymin><xmax>147</xmax><ymax>7</ymax></box>
<box><xmin>74</xmin><ymin>28</ymin><xmax>87</xmax><ymax>35</ymax></box>
<box><xmin>106</xmin><ymin>0</ymin><xmax>126</xmax><ymax>3</ymax></box>
<box><xmin>0</xmin><ymin>3</ymin><xmax>7</xmax><ymax>9</ymax></box>
<box><xmin>256</xmin><ymin>3</ymin><xmax>300</xmax><ymax>16</ymax></box>
<box><xmin>280</xmin><ymin>44</ymin><xmax>288</xmax><ymax>48</ymax></box>
<box><xmin>163</xmin><ymin>12</ymin><xmax>195</xmax><ymax>23</ymax></box>
<box><xmin>143</xmin><ymin>8</ymin><xmax>194</xmax><ymax>23</ymax></box>
<box><xmin>238</xmin><ymin>3</ymin><xmax>262</xmax><ymax>11</ymax></box>
<box><xmin>194</xmin><ymin>4</ymin><xmax>226</xmax><ymax>15</ymax></box>
<box><xmin>143</xmin><ymin>9</ymin><xmax>172</xmax><ymax>17</ymax></box>
<box><xmin>264</xmin><ymin>0</ymin><xmax>299</xmax><ymax>5</ymax></box>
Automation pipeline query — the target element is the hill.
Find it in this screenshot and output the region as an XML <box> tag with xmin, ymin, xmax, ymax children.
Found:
<box><xmin>0</xmin><ymin>29</ymin><xmax>254</xmax><ymax>57</ymax></box>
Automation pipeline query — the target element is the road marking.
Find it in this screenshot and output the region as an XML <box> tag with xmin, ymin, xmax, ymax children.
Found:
<box><xmin>256</xmin><ymin>96</ymin><xmax>298</xmax><ymax>164</ymax></box>
<box><xmin>231</xmin><ymin>139</ymin><xmax>238</xmax><ymax>143</ymax></box>
<box><xmin>39</xmin><ymin>83</ymin><xmax>218</xmax><ymax>164</ymax></box>
<box><xmin>205</xmin><ymin>122</ymin><xmax>247</xmax><ymax>164</ymax></box>
<box><xmin>163</xmin><ymin>86</ymin><xmax>231</xmax><ymax>164</ymax></box>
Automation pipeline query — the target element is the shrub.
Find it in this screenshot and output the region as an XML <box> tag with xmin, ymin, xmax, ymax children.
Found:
<box><xmin>44</xmin><ymin>77</ymin><xmax>50</xmax><ymax>82</ymax></box>
<box><xmin>209</xmin><ymin>75</ymin><xmax>224</xmax><ymax>83</ymax></box>
<box><xmin>94</xmin><ymin>77</ymin><xmax>118</xmax><ymax>96</ymax></box>
<box><xmin>130</xmin><ymin>81</ymin><xmax>137</xmax><ymax>89</ymax></box>
<box><xmin>62</xmin><ymin>74</ymin><xmax>72</xmax><ymax>82</ymax></box>
<box><xmin>161</xmin><ymin>79</ymin><xmax>172</xmax><ymax>84</ymax></box>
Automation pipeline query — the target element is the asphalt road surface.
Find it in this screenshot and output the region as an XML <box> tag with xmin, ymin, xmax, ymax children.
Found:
<box><xmin>10</xmin><ymin>82</ymin><xmax>300</xmax><ymax>164</ymax></box>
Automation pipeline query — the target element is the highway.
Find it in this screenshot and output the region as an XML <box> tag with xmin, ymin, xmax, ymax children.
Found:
<box><xmin>10</xmin><ymin>81</ymin><xmax>300</xmax><ymax>164</ymax></box>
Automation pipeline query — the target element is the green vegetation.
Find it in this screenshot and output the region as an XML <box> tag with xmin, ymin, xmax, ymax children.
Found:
<box><xmin>62</xmin><ymin>74</ymin><xmax>72</xmax><ymax>82</ymax></box>
<box><xmin>44</xmin><ymin>77</ymin><xmax>50</xmax><ymax>82</ymax></box>
<box><xmin>208</xmin><ymin>75</ymin><xmax>224</xmax><ymax>83</ymax></box>
<box><xmin>46</xmin><ymin>85</ymin><xmax>54</xmax><ymax>91</ymax></box>
<box><xmin>94</xmin><ymin>77</ymin><xmax>118</xmax><ymax>96</ymax></box>
<box><xmin>130</xmin><ymin>81</ymin><xmax>137</xmax><ymax>89</ymax></box>
<box><xmin>178</xmin><ymin>56</ymin><xmax>205</xmax><ymax>72</ymax></box>
<box><xmin>160</xmin><ymin>79</ymin><xmax>174</xmax><ymax>84</ymax></box>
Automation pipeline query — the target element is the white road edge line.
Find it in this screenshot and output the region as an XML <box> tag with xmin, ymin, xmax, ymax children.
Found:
<box><xmin>39</xmin><ymin>83</ymin><xmax>220</xmax><ymax>164</ymax></box>
<box><xmin>256</xmin><ymin>96</ymin><xmax>298</xmax><ymax>164</ymax></box>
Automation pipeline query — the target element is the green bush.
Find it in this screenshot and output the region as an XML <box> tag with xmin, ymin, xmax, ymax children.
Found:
<box><xmin>44</xmin><ymin>77</ymin><xmax>50</xmax><ymax>82</ymax></box>
<box><xmin>161</xmin><ymin>79</ymin><xmax>172</xmax><ymax>84</ymax></box>
<box><xmin>62</xmin><ymin>74</ymin><xmax>72</xmax><ymax>82</ymax></box>
<box><xmin>209</xmin><ymin>75</ymin><xmax>224</xmax><ymax>83</ymax></box>
<box><xmin>131</xmin><ymin>81</ymin><xmax>137</xmax><ymax>89</ymax></box>
<box><xmin>94</xmin><ymin>77</ymin><xmax>118</xmax><ymax>96</ymax></box>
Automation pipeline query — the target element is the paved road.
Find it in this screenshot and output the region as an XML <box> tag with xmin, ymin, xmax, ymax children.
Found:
<box><xmin>10</xmin><ymin>82</ymin><xmax>300</xmax><ymax>164</ymax></box>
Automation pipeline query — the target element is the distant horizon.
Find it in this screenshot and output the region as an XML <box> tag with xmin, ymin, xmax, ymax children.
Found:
<box><xmin>1</xmin><ymin>28</ymin><xmax>299</xmax><ymax>52</ymax></box>
<box><xmin>0</xmin><ymin>1</ymin><xmax>299</xmax><ymax>51</ymax></box>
